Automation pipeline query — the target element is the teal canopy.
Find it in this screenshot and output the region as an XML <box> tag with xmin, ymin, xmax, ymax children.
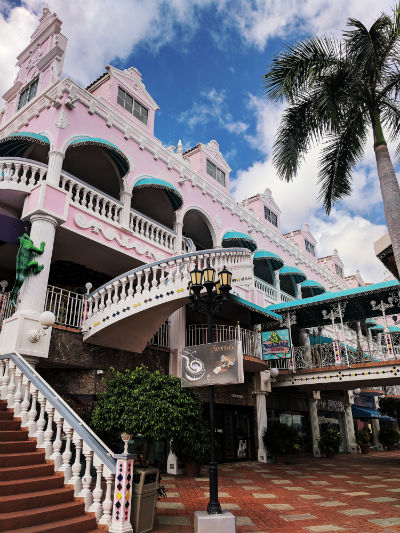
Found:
<box><xmin>352</xmin><ymin>405</ymin><xmax>395</xmax><ymax>422</ymax></box>
<box><xmin>222</xmin><ymin>231</ymin><xmax>257</xmax><ymax>252</ymax></box>
<box><xmin>279</xmin><ymin>265</ymin><xmax>307</xmax><ymax>284</ymax></box>
<box><xmin>253</xmin><ymin>250</ymin><xmax>284</xmax><ymax>271</ymax></box>
<box><xmin>301</xmin><ymin>279</ymin><xmax>326</xmax><ymax>296</ymax></box>
<box><xmin>68</xmin><ymin>136</ymin><xmax>129</xmax><ymax>177</ymax></box>
<box><xmin>370</xmin><ymin>325</ymin><xmax>384</xmax><ymax>331</ymax></box>
<box><xmin>0</xmin><ymin>131</ymin><xmax>50</xmax><ymax>157</ymax></box>
<box><xmin>133</xmin><ymin>177</ymin><xmax>183</xmax><ymax>210</ymax></box>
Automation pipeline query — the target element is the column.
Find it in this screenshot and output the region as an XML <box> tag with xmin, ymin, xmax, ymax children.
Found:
<box><xmin>120</xmin><ymin>190</ymin><xmax>132</xmax><ymax>229</ymax></box>
<box><xmin>253</xmin><ymin>371</ymin><xmax>271</xmax><ymax>463</ymax></box>
<box><xmin>47</xmin><ymin>150</ymin><xmax>64</xmax><ymax>186</ymax></box>
<box><xmin>274</xmin><ymin>272</ymin><xmax>281</xmax><ymax>303</ymax></box>
<box><xmin>308</xmin><ymin>391</ymin><xmax>321</xmax><ymax>457</ymax></box>
<box><xmin>343</xmin><ymin>391</ymin><xmax>358</xmax><ymax>453</ymax></box>
<box><xmin>371</xmin><ymin>396</ymin><xmax>383</xmax><ymax>450</ymax></box>
<box><xmin>299</xmin><ymin>329</ymin><xmax>312</xmax><ymax>364</ymax></box>
<box><xmin>17</xmin><ymin>215</ymin><xmax>57</xmax><ymax>314</ymax></box>
<box><xmin>109</xmin><ymin>453</ymin><xmax>134</xmax><ymax>533</ymax></box>
<box><xmin>174</xmin><ymin>217</ymin><xmax>183</xmax><ymax>254</ymax></box>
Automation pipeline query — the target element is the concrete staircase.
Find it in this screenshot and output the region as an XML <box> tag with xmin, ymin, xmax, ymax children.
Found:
<box><xmin>0</xmin><ymin>400</ymin><xmax>104</xmax><ymax>533</ymax></box>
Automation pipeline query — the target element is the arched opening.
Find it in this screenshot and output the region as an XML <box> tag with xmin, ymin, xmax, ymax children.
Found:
<box><xmin>63</xmin><ymin>144</ymin><xmax>125</xmax><ymax>200</ymax></box>
<box><xmin>182</xmin><ymin>209</ymin><xmax>214</xmax><ymax>251</ymax></box>
<box><xmin>279</xmin><ymin>275</ymin><xmax>297</xmax><ymax>298</ymax></box>
<box><xmin>254</xmin><ymin>261</ymin><xmax>274</xmax><ymax>285</ymax></box>
<box><xmin>253</xmin><ymin>251</ymin><xmax>283</xmax><ymax>286</ymax></box>
<box><xmin>0</xmin><ymin>132</ymin><xmax>50</xmax><ymax>164</ymax></box>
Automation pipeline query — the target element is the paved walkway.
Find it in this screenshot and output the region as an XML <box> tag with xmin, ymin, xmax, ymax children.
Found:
<box><xmin>154</xmin><ymin>451</ymin><xmax>400</xmax><ymax>533</ymax></box>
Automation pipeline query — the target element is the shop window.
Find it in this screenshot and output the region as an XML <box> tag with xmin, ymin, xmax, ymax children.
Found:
<box><xmin>17</xmin><ymin>78</ymin><xmax>39</xmax><ymax>110</ymax></box>
<box><xmin>335</xmin><ymin>264</ymin><xmax>343</xmax><ymax>278</ymax></box>
<box><xmin>264</xmin><ymin>206</ymin><xmax>278</xmax><ymax>227</ymax></box>
<box><xmin>206</xmin><ymin>159</ymin><xmax>225</xmax><ymax>186</ymax></box>
<box><xmin>117</xmin><ymin>86</ymin><xmax>148</xmax><ymax>125</ymax></box>
<box><xmin>305</xmin><ymin>239</ymin><xmax>315</xmax><ymax>256</ymax></box>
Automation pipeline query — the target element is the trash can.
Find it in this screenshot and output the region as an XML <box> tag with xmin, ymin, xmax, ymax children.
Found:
<box><xmin>131</xmin><ymin>466</ymin><xmax>159</xmax><ymax>533</ymax></box>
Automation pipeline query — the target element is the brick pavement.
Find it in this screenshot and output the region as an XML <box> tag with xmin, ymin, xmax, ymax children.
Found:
<box><xmin>154</xmin><ymin>451</ymin><xmax>400</xmax><ymax>533</ymax></box>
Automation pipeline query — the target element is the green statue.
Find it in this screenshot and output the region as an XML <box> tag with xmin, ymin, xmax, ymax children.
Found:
<box><xmin>269</xmin><ymin>331</ymin><xmax>282</xmax><ymax>344</ymax></box>
<box><xmin>10</xmin><ymin>233</ymin><xmax>45</xmax><ymax>306</ymax></box>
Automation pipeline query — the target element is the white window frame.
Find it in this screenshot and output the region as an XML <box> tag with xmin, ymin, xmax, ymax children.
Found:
<box><xmin>206</xmin><ymin>159</ymin><xmax>226</xmax><ymax>186</ymax></box>
<box><xmin>117</xmin><ymin>86</ymin><xmax>148</xmax><ymax>125</ymax></box>
<box><xmin>264</xmin><ymin>206</ymin><xmax>278</xmax><ymax>227</ymax></box>
<box><xmin>305</xmin><ymin>239</ymin><xmax>315</xmax><ymax>256</ymax></box>
<box><xmin>17</xmin><ymin>78</ymin><xmax>39</xmax><ymax>111</ymax></box>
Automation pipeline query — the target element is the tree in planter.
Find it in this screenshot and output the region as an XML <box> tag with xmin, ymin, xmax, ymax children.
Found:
<box><xmin>319</xmin><ymin>427</ymin><xmax>342</xmax><ymax>457</ymax></box>
<box><xmin>379</xmin><ymin>425</ymin><xmax>400</xmax><ymax>450</ymax></box>
<box><xmin>91</xmin><ymin>365</ymin><xmax>204</xmax><ymax>455</ymax></box>
<box><xmin>171</xmin><ymin>423</ymin><xmax>210</xmax><ymax>476</ymax></box>
<box><xmin>262</xmin><ymin>421</ymin><xmax>300</xmax><ymax>457</ymax></box>
<box><xmin>356</xmin><ymin>428</ymin><xmax>372</xmax><ymax>453</ymax></box>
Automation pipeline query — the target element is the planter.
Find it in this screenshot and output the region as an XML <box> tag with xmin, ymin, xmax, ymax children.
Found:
<box><xmin>360</xmin><ymin>443</ymin><xmax>370</xmax><ymax>454</ymax></box>
<box><xmin>185</xmin><ymin>462</ymin><xmax>201</xmax><ymax>477</ymax></box>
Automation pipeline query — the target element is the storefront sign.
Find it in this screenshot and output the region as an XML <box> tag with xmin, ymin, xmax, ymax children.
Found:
<box><xmin>261</xmin><ymin>329</ymin><xmax>291</xmax><ymax>360</ymax></box>
<box><xmin>181</xmin><ymin>340</ymin><xmax>244</xmax><ymax>388</ymax></box>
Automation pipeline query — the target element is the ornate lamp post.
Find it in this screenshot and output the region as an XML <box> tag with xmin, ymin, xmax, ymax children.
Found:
<box><xmin>370</xmin><ymin>297</ymin><xmax>394</xmax><ymax>333</ymax></box>
<box><xmin>189</xmin><ymin>260</ymin><xmax>232</xmax><ymax>514</ymax></box>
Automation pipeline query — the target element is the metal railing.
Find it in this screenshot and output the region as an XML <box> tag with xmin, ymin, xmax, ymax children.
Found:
<box><xmin>148</xmin><ymin>321</ymin><xmax>170</xmax><ymax>348</ymax></box>
<box><xmin>45</xmin><ymin>286</ymin><xmax>87</xmax><ymax>329</ymax></box>
<box><xmin>0</xmin><ymin>292</ymin><xmax>12</xmax><ymax>328</ymax></box>
<box><xmin>186</xmin><ymin>323</ymin><xmax>262</xmax><ymax>359</ymax></box>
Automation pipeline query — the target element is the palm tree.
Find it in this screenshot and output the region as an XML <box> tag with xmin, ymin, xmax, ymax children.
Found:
<box><xmin>264</xmin><ymin>6</ymin><xmax>400</xmax><ymax>275</ymax></box>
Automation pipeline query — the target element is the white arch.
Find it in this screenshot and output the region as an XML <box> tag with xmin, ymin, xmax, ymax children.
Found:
<box><xmin>181</xmin><ymin>204</ymin><xmax>218</xmax><ymax>248</ymax></box>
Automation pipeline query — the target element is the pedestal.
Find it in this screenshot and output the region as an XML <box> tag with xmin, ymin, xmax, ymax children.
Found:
<box><xmin>0</xmin><ymin>311</ymin><xmax>51</xmax><ymax>359</ymax></box>
<box><xmin>194</xmin><ymin>511</ymin><xmax>236</xmax><ymax>533</ymax></box>
<box><xmin>167</xmin><ymin>451</ymin><xmax>185</xmax><ymax>476</ymax></box>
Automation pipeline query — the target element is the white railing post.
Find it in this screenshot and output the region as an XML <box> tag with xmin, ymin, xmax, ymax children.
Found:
<box><xmin>80</xmin><ymin>448</ymin><xmax>94</xmax><ymax>510</ymax></box>
<box><xmin>109</xmin><ymin>453</ymin><xmax>134</xmax><ymax>533</ymax></box>
<box><xmin>69</xmin><ymin>436</ymin><xmax>83</xmax><ymax>495</ymax></box>
<box><xmin>100</xmin><ymin>471</ymin><xmax>115</xmax><ymax>526</ymax></box>
<box><xmin>43</xmin><ymin>406</ymin><xmax>55</xmax><ymax>458</ymax></box>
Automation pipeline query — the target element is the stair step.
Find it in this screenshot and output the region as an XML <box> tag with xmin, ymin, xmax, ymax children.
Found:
<box><xmin>0</xmin><ymin>462</ymin><xmax>54</xmax><ymax>481</ymax></box>
<box><xmin>0</xmin><ymin>486</ymin><xmax>75</xmax><ymax>512</ymax></box>
<box><xmin>0</xmin><ymin>401</ymin><xmax>8</xmax><ymax>411</ymax></box>
<box><xmin>0</xmin><ymin>450</ymin><xmax>45</xmax><ymax>467</ymax></box>
<box><xmin>8</xmin><ymin>514</ymin><xmax>99</xmax><ymax>533</ymax></box>
<box><xmin>0</xmin><ymin>439</ymin><xmax>36</xmax><ymax>453</ymax></box>
<box><xmin>0</xmin><ymin>500</ymin><xmax>86</xmax><ymax>530</ymax></box>
<box><xmin>0</xmin><ymin>429</ymin><xmax>28</xmax><ymax>441</ymax></box>
<box><xmin>0</xmin><ymin>410</ymin><xmax>13</xmax><ymax>420</ymax></box>
<box><xmin>0</xmin><ymin>419</ymin><xmax>21</xmax><ymax>430</ymax></box>
<box><xmin>0</xmin><ymin>474</ymin><xmax>64</xmax><ymax>495</ymax></box>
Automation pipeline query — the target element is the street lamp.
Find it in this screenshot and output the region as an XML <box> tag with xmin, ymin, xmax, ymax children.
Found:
<box><xmin>370</xmin><ymin>298</ymin><xmax>394</xmax><ymax>333</ymax></box>
<box><xmin>189</xmin><ymin>259</ymin><xmax>232</xmax><ymax>515</ymax></box>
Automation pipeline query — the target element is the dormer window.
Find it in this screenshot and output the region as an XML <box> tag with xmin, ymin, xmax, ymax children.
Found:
<box><xmin>17</xmin><ymin>78</ymin><xmax>38</xmax><ymax>110</ymax></box>
<box><xmin>335</xmin><ymin>264</ymin><xmax>343</xmax><ymax>278</ymax></box>
<box><xmin>117</xmin><ymin>86</ymin><xmax>148</xmax><ymax>125</ymax></box>
<box><xmin>206</xmin><ymin>159</ymin><xmax>225</xmax><ymax>186</ymax></box>
<box><xmin>305</xmin><ymin>239</ymin><xmax>315</xmax><ymax>256</ymax></box>
<box><xmin>264</xmin><ymin>206</ymin><xmax>278</xmax><ymax>227</ymax></box>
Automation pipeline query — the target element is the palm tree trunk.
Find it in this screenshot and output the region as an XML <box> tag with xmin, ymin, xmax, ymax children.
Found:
<box><xmin>374</xmin><ymin>144</ymin><xmax>400</xmax><ymax>277</ymax></box>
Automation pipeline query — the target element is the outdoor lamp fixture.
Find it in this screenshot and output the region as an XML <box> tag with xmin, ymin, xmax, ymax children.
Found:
<box><xmin>27</xmin><ymin>311</ymin><xmax>56</xmax><ymax>343</ymax></box>
<box><xmin>322</xmin><ymin>309</ymin><xmax>328</xmax><ymax>318</ymax></box>
<box><xmin>188</xmin><ymin>259</ymin><xmax>233</xmax><ymax>515</ymax></box>
<box><xmin>270</xmin><ymin>367</ymin><xmax>280</xmax><ymax>382</ymax></box>
<box><xmin>353</xmin><ymin>388</ymin><xmax>361</xmax><ymax>397</ymax></box>
<box><xmin>370</xmin><ymin>298</ymin><xmax>394</xmax><ymax>333</ymax></box>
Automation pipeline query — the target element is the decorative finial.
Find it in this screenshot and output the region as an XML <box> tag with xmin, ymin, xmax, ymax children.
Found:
<box><xmin>177</xmin><ymin>139</ymin><xmax>183</xmax><ymax>155</ymax></box>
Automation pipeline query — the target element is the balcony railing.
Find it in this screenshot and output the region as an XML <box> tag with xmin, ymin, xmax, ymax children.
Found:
<box><xmin>254</xmin><ymin>277</ymin><xmax>278</xmax><ymax>303</ymax></box>
<box><xmin>281</xmin><ymin>290</ymin><xmax>295</xmax><ymax>302</ymax></box>
<box><xmin>0</xmin><ymin>158</ymin><xmax>47</xmax><ymax>189</ymax></box>
<box><xmin>186</xmin><ymin>324</ymin><xmax>262</xmax><ymax>359</ymax></box>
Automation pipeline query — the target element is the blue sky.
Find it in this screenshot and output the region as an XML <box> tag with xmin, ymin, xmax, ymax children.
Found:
<box><xmin>0</xmin><ymin>0</ymin><xmax>398</xmax><ymax>281</ymax></box>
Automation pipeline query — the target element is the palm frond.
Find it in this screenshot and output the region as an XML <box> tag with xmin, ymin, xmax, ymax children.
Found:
<box><xmin>380</xmin><ymin>97</ymin><xmax>400</xmax><ymax>158</ymax></box>
<box><xmin>264</xmin><ymin>37</ymin><xmax>340</xmax><ymax>102</ymax></box>
<box><xmin>318</xmin><ymin>109</ymin><xmax>368</xmax><ymax>213</ymax></box>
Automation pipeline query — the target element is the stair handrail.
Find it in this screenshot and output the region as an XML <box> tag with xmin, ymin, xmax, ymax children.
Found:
<box><xmin>89</xmin><ymin>246</ymin><xmax>252</xmax><ymax>299</ymax></box>
<box><xmin>0</xmin><ymin>352</ymin><xmax>115</xmax><ymax>473</ymax></box>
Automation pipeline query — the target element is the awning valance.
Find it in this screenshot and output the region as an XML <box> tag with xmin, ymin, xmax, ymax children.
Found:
<box><xmin>133</xmin><ymin>177</ymin><xmax>183</xmax><ymax>210</ymax></box>
<box><xmin>0</xmin><ymin>131</ymin><xmax>50</xmax><ymax>157</ymax></box>
<box><xmin>279</xmin><ymin>265</ymin><xmax>307</xmax><ymax>284</ymax></box>
<box><xmin>301</xmin><ymin>279</ymin><xmax>326</xmax><ymax>296</ymax></box>
<box><xmin>352</xmin><ymin>405</ymin><xmax>395</xmax><ymax>422</ymax></box>
<box><xmin>222</xmin><ymin>231</ymin><xmax>257</xmax><ymax>252</ymax></box>
<box><xmin>68</xmin><ymin>136</ymin><xmax>130</xmax><ymax>177</ymax></box>
<box><xmin>229</xmin><ymin>294</ymin><xmax>281</xmax><ymax>324</ymax></box>
<box><xmin>253</xmin><ymin>250</ymin><xmax>284</xmax><ymax>271</ymax></box>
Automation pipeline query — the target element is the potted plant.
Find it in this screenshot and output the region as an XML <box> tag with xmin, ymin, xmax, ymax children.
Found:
<box><xmin>319</xmin><ymin>427</ymin><xmax>342</xmax><ymax>458</ymax></box>
<box><xmin>357</xmin><ymin>428</ymin><xmax>371</xmax><ymax>454</ymax></box>
<box><xmin>171</xmin><ymin>425</ymin><xmax>210</xmax><ymax>477</ymax></box>
<box><xmin>262</xmin><ymin>421</ymin><xmax>300</xmax><ymax>463</ymax></box>
<box><xmin>379</xmin><ymin>426</ymin><xmax>400</xmax><ymax>450</ymax></box>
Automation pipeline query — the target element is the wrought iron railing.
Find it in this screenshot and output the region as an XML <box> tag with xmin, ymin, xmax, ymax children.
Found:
<box><xmin>148</xmin><ymin>321</ymin><xmax>170</xmax><ymax>348</ymax></box>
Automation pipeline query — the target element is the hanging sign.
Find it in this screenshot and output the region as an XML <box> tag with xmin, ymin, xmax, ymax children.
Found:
<box><xmin>261</xmin><ymin>329</ymin><xmax>291</xmax><ymax>360</ymax></box>
<box><xmin>181</xmin><ymin>340</ymin><xmax>244</xmax><ymax>388</ymax></box>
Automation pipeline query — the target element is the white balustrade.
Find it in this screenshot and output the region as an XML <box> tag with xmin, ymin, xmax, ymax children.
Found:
<box><xmin>0</xmin><ymin>354</ymin><xmax>118</xmax><ymax>530</ymax></box>
<box><xmin>0</xmin><ymin>292</ymin><xmax>13</xmax><ymax>329</ymax></box>
<box><xmin>129</xmin><ymin>209</ymin><xmax>176</xmax><ymax>251</ymax></box>
<box><xmin>254</xmin><ymin>277</ymin><xmax>278</xmax><ymax>303</ymax></box>
<box><xmin>0</xmin><ymin>157</ymin><xmax>47</xmax><ymax>189</ymax></box>
<box><xmin>280</xmin><ymin>290</ymin><xmax>295</xmax><ymax>302</ymax></box>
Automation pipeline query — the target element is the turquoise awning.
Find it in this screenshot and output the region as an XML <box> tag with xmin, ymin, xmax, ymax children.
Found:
<box><xmin>301</xmin><ymin>279</ymin><xmax>326</xmax><ymax>296</ymax></box>
<box><xmin>133</xmin><ymin>177</ymin><xmax>183</xmax><ymax>210</ymax></box>
<box><xmin>222</xmin><ymin>231</ymin><xmax>257</xmax><ymax>252</ymax></box>
<box><xmin>253</xmin><ymin>250</ymin><xmax>284</xmax><ymax>271</ymax></box>
<box><xmin>370</xmin><ymin>325</ymin><xmax>384</xmax><ymax>331</ymax></box>
<box><xmin>229</xmin><ymin>294</ymin><xmax>282</xmax><ymax>323</ymax></box>
<box><xmin>279</xmin><ymin>265</ymin><xmax>307</xmax><ymax>284</ymax></box>
<box><xmin>352</xmin><ymin>405</ymin><xmax>395</xmax><ymax>422</ymax></box>
<box><xmin>68</xmin><ymin>136</ymin><xmax>129</xmax><ymax>177</ymax></box>
<box><xmin>0</xmin><ymin>131</ymin><xmax>50</xmax><ymax>157</ymax></box>
<box><xmin>389</xmin><ymin>325</ymin><xmax>400</xmax><ymax>333</ymax></box>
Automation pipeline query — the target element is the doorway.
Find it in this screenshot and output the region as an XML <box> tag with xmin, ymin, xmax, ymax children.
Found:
<box><xmin>213</xmin><ymin>405</ymin><xmax>255</xmax><ymax>462</ymax></box>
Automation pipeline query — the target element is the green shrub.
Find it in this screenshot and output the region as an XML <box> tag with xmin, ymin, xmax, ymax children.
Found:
<box><xmin>171</xmin><ymin>424</ymin><xmax>210</xmax><ymax>464</ymax></box>
<box><xmin>319</xmin><ymin>427</ymin><xmax>342</xmax><ymax>456</ymax></box>
<box><xmin>379</xmin><ymin>425</ymin><xmax>400</xmax><ymax>448</ymax></box>
<box><xmin>356</xmin><ymin>428</ymin><xmax>371</xmax><ymax>445</ymax></box>
<box><xmin>262</xmin><ymin>421</ymin><xmax>300</xmax><ymax>455</ymax></box>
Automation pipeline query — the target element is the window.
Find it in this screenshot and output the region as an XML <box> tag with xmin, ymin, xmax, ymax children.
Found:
<box><xmin>305</xmin><ymin>239</ymin><xmax>315</xmax><ymax>256</ymax></box>
<box><xmin>117</xmin><ymin>86</ymin><xmax>148</xmax><ymax>125</ymax></box>
<box><xmin>206</xmin><ymin>159</ymin><xmax>226</xmax><ymax>186</ymax></box>
<box><xmin>264</xmin><ymin>206</ymin><xmax>278</xmax><ymax>227</ymax></box>
<box><xmin>335</xmin><ymin>264</ymin><xmax>343</xmax><ymax>278</ymax></box>
<box><xmin>17</xmin><ymin>78</ymin><xmax>39</xmax><ymax>110</ymax></box>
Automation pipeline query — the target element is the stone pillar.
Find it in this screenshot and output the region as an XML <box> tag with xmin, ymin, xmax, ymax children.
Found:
<box><xmin>253</xmin><ymin>371</ymin><xmax>272</xmax><ymax>463</ymax></box>
<box><xmin>308</xmin><ymin>391</ymin><xmax>321</xmax><ymax>457</ymax></box>
<box><xmin>371</xmin><ymin>396</ymin><xmax>383</xmax><ymax>450</ymax></box>
<box><xmin>119</xmin><ymin>191</ymin><xmax>132</xmax><ymax>229</ymax></box>
<box><xmin>47</xmin><ymin>150</ymin><xmax>64</xmax><ymax>186</ymax></box>
<box><xmin>343</xmin><ymin>391</ymin><xmax>358</xmax><ymax>453</ymax></box>
<box><xmin>274</xmin><ymin>272</ymin><xmax>281</xmax><ymax>303</ymax></box>
<box><xmin>299</xmin><ymin>329</ymin><xmax>312</xmax><ymax>364</ymax></box>
<box><xmin>18</xmin><ymin>215</ymin><xmax>57</xmax><ymax>314</ymax></box>
<box><xmin>109</xmin><ymin>453</ymin><xmax>134</xmax><ymax>533</ymax></box>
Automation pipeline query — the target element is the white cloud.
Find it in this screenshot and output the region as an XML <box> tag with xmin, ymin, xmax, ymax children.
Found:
<box><xmin>178</xmin><ymin>88</ymin><xmax>248</xmax><ymax>135</ymax></box>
